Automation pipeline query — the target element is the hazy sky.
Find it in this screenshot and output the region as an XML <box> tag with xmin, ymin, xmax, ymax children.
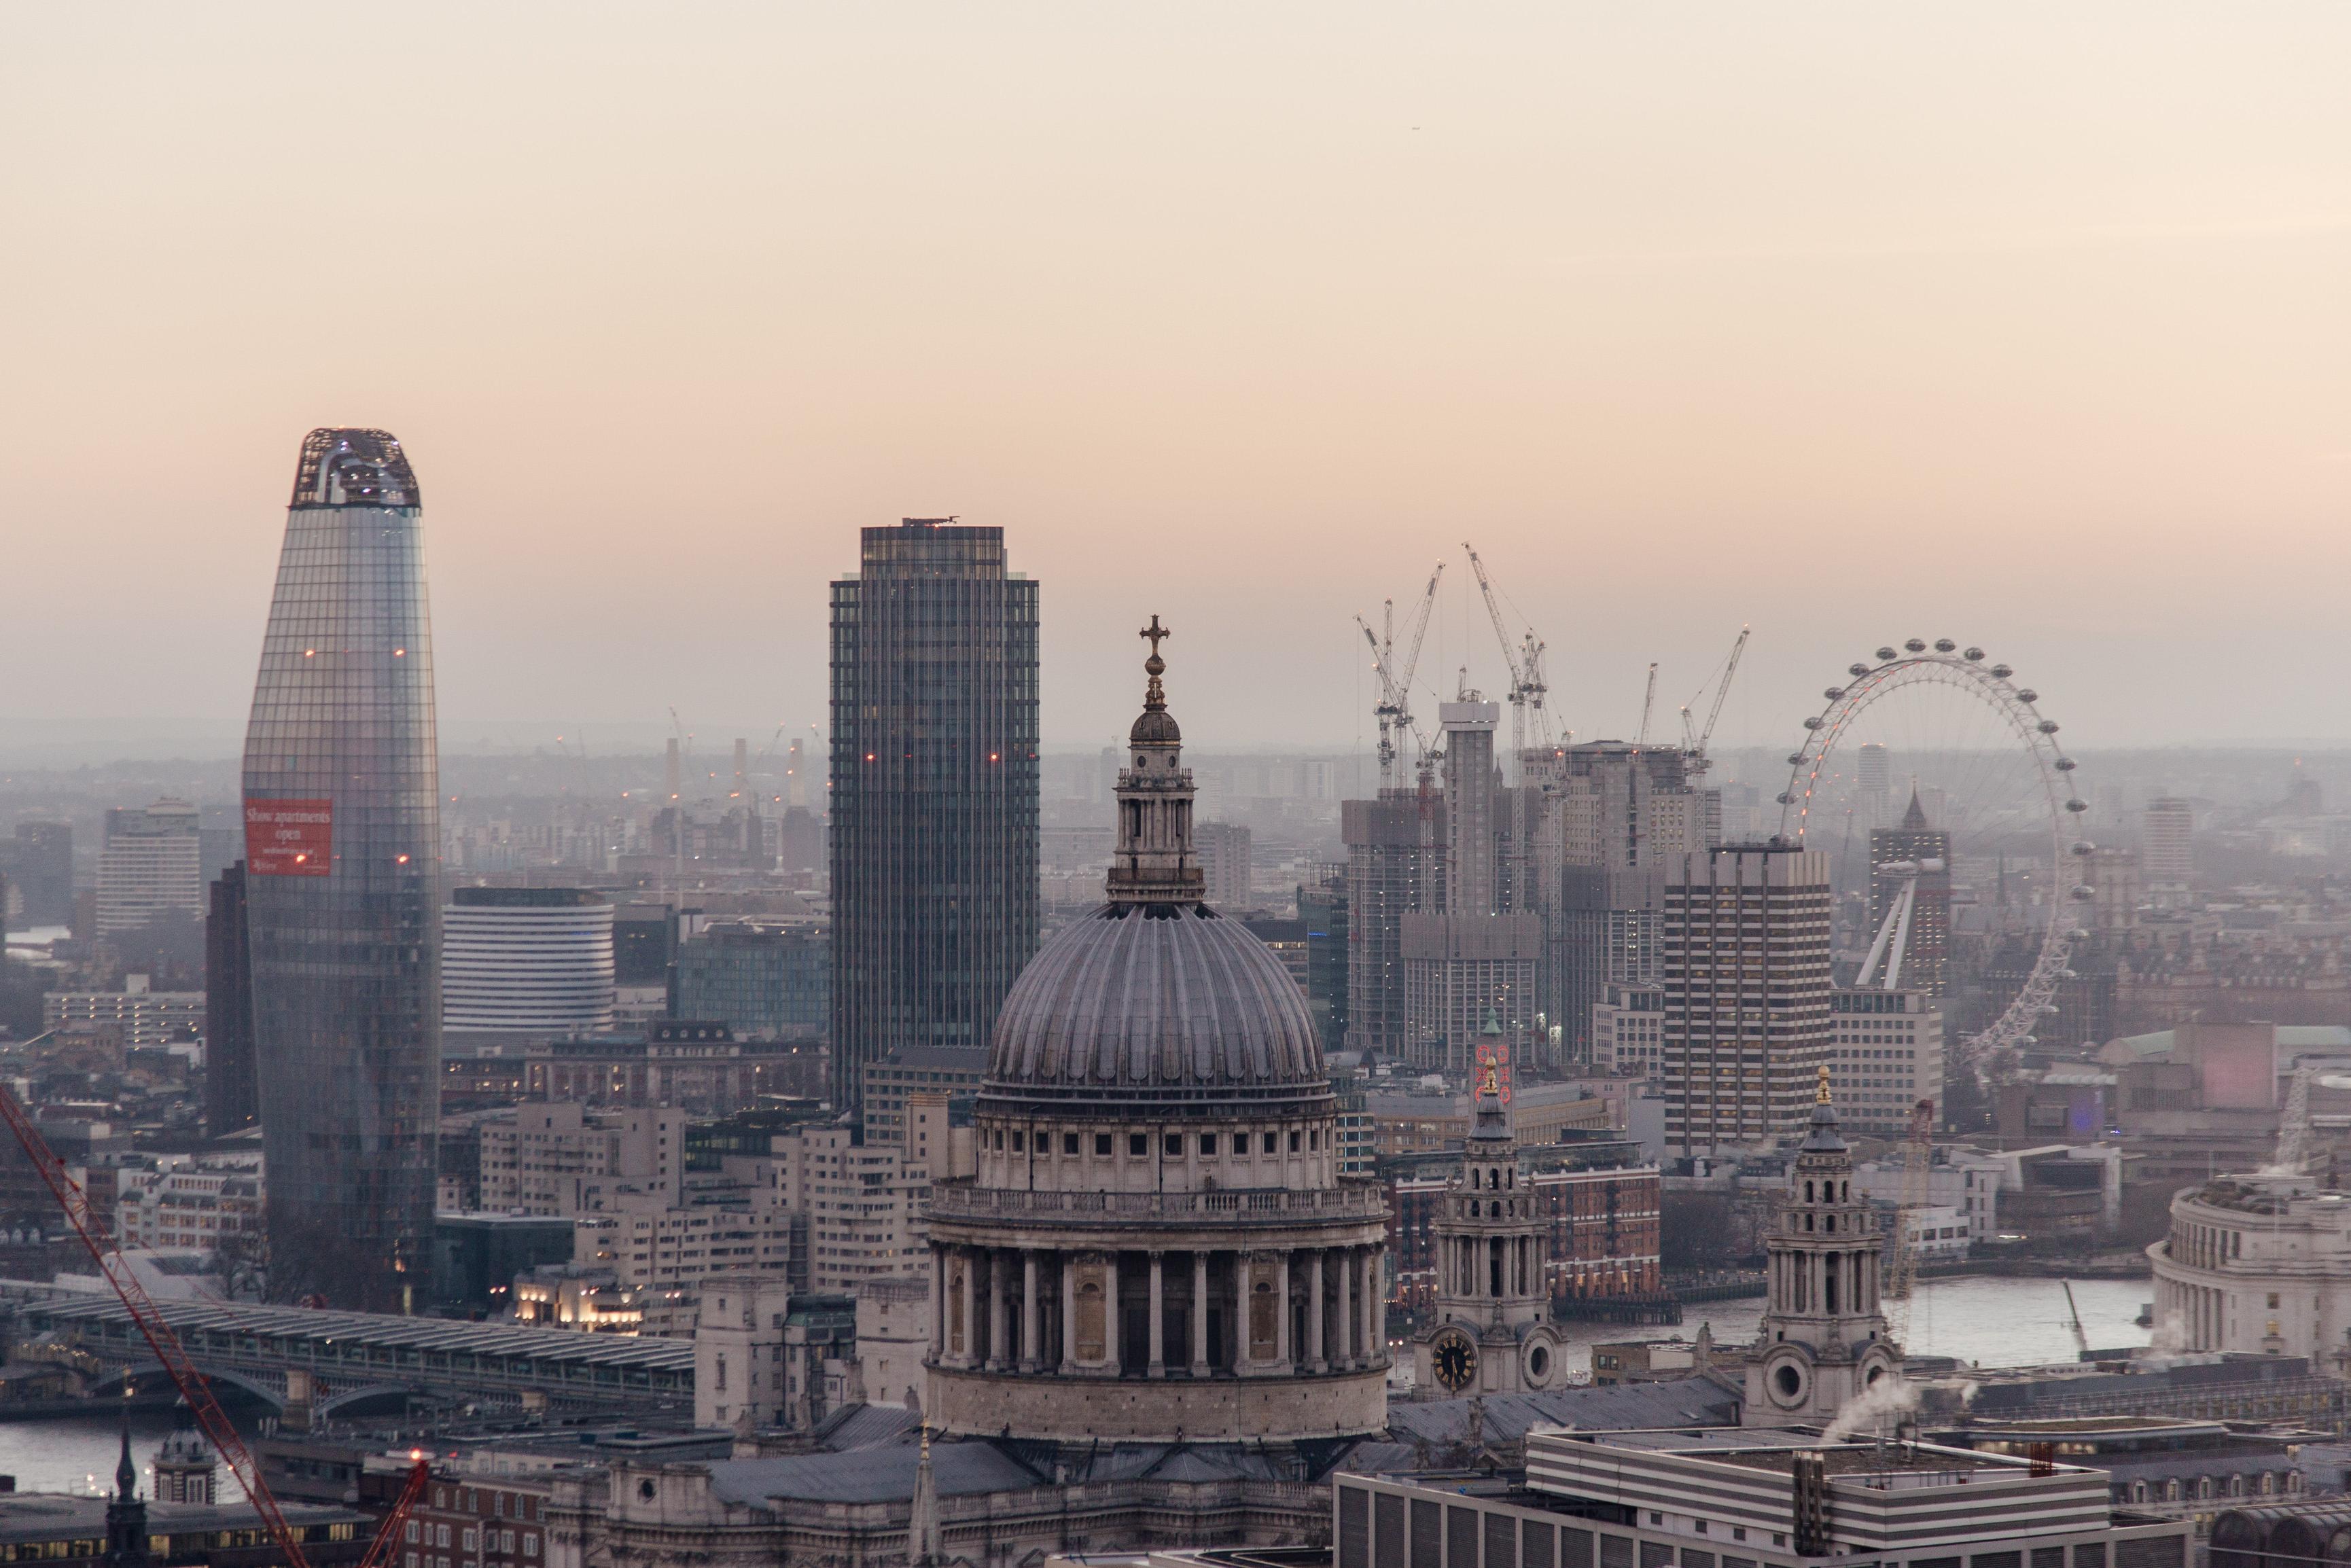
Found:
<box><xmin>4</xmin><ymin>4</ymin><xmax>2347</xmax><ymax>760</ymax></box>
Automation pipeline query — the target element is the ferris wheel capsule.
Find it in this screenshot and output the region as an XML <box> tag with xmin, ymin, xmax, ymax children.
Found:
<box><xmin>1990</xmin><ymin>664</ymin><xmax>2013</xmax><ymax>679</ymax></box>
<box><xmin>2070</xmin><ymin>929</ymin><xmax>2091</xmax><ymax>941</ymax></box>
<box><xmin>1825</xmin><ymin>687</ymin><xmax>1844</xmax><ymax>700</ymax></box>
<box><xmin>2070</xmin><ymin>841</ymin><xmax>2096</xmax><ymax>855</ymax></box>
<box><xmin>1803</xmin><ymin>717</ymin><xmax>1823</xmax><ymax>730</ymax></box>
<box><xmin>1904</xmin><ymin>638</ymin><xmax>1926</xmax><ymax>653</ymax></box>
<box><xmin>2061</xmin><ymin>969</ymin><xmax>2079</xmax><ymax>981</ymax></box>
<box><xmin>1876</xmin><ymin>647</ymin><xmax>1898</xmax><ymax>662</ymax></box>
<box><xmin>2040</xmin><ymin>720</ymin><xmax>2062</xmax><ymax>734</ymax></box>
<box><xmin>1933</xmin><ymin>639</ymin><xmax>1956</xmax><ymax>653</ymax></box>
<box><xmin>2071</xmin><ymin>885</ymin><xmax>2095</xmax><ymax>899</ymax></box>
<box><xmin>2055</xmin><ymin>757</ymin><xmax>2076</xmax><ymax>771</ymax></box>
<box><xmin>2065</xmin><ymin>798</ymin><xmax>2087</xmax><ymax>812</ymax></box>
<box><xmin>2016</xmin><ymin>688</ymin><xmax>2039</xmax><ymax>704</ymax></box>
<box><xmin>1848</xmin><ymin>664</ymin><xmax>1870</xmax><ymax>679</ymax></box>
<box><xmin>1776</xmin><ymin>793</ymin><xmax>1793</xmax><ymax>804</ymax></box>
<box><xmin>1964</xmin><ymin>647</ymin><xmax>1985</xmax><ymax>661</ymax></box>
<box><xmin>1786</xmin><ymin>753</ymin><xmax>1806</xmax><ymax>766</ymax></box>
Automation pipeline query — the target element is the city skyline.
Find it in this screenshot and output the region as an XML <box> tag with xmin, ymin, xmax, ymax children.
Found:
<box><xmin>5</xmin><ymin>5</ymin><xmax>2349</xmax><ymax>753</ymax></box>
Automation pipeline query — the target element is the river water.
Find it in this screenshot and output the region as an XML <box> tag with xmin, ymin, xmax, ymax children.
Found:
<box><xmin>0</xmin><ymin>1276</ymin><xmax>2153</xmax><ymax>1492</ymax></box>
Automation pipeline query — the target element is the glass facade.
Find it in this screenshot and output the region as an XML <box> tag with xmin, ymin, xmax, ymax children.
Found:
<box><xmin>829</xmin><ymin>520</ymin><xmax>1038</xmax><ymax>1120</ymax></box>
<box><xmin>240</xmin><ymin>428</ymin><xmax>442</xmax><ymax>1310</ymax></box>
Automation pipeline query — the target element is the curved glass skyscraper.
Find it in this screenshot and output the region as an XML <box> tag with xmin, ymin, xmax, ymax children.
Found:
<box><xmin>241</xmin><ymin>428</ymin><xmax>442</xmax><ymax>1310</ymax></box>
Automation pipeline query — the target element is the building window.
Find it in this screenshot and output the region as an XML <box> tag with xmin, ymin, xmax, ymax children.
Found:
<box><xmin>1095</xmin><ymin>1133</ymin><xmax>1112</xmax><ymax>1156</ymax></box>
<box><xmin>1201</xmin><ymin>1134</ymin><xmax>1217</xmax><ymax>1155</ymax></box>
<box><xmin>1165</xmin><ymin>1134</ymin><xmax>1182</xmax><ymax>1156</ymax></box>
<box><xmin>1064</xmin><ymin>1133</ymin><xmax>1079</xmax><ymax>1155</ymax></box>
<box><xmin>1129</xmin><ymin>1133</ymin><xmax>1148</xmax><ymax>1157</ymax></box>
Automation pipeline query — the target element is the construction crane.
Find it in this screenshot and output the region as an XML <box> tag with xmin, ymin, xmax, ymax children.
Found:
<box><xmin>1676</xmin><ymin>626</ymin><xmax>1751</xmax><ymax>777</ymax></box>
<box><xmin>1461</xmin><ymin>543</ymin><xmax>1551</xmax><ymax>769</ymax></box>
<box><xmin>1884</xmin><ymin>1097</ymin><xmax>1937</xmax><ymax>1345</ymax></box>
<box><xmin>2062</xmin><ymin>1281</ymin><xmax>2091</xmax><ymax>1359</ymax></box>
<box><xmin>2269</xmin><ymin>1062</ymin><xmax>2351</xmax><ymax>1175</ymax></box>
<box><xmin>0</xmin><ymin>1082</ymin><xmax>429</xmax><ymax>1568</ymax></box>
<box><xmin>1355</xmin><ymin>562</ymin><xmax>1445</xmax><ymax>794</ymax></box>
<box><xmin>1633</xmin><ymin>662</ymin><xmax>1659</xmax><ymax>749</ymax></box>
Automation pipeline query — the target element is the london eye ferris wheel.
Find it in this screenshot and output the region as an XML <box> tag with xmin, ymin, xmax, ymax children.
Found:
<box><xmin>1776</xmin><ymin>637</ymin><xmax>2094</xmax><ymax>1082</ymax></box>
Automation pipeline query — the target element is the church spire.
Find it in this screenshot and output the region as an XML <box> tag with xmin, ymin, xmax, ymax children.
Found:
<box><xmin>1106</xmin><ymin>616</ymin><xmax>1205</xmax><ymax>910</ymax></box>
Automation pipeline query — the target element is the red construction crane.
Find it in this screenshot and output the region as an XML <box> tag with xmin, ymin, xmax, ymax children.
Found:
<box><xmin>0</xmin><ymin>1084</ymin><xmax>427</xmax><ymax>1568</ymax></box>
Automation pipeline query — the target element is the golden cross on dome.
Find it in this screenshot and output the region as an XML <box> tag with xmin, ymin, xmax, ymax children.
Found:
<box><xmin>1139</xmin><ymin>615</ymin><xmax>1171</xmax><ymax>708</ymax></box>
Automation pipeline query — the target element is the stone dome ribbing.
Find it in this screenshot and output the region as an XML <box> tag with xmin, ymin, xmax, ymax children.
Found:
<box><xmin>981</xmin><ymin>902</ymin><xmax>1330</xmax><ymax>1112</ymax></box>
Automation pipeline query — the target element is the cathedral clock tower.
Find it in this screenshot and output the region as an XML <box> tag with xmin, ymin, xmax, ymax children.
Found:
<box><xmin>1414</xmin><ymin>1041</ymin><xmax>1563</xmax><ymax>1397</ymax></box>
<box><xmin>1744</xmin><ymin>1068</ymin><xmax>1903</xmax><ymax>1426</ymax></box>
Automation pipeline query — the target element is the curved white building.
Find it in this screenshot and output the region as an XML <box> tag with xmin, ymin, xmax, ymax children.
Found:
<box><xmin>2151</xmin><ymin>1171</ymin><xmax>2351</xmax><ymax>1359</ymax></box>
<box><xmin>442</xmin><ymin>887</ymin><xmax>615</xmax><ymax>1034</ymax></box>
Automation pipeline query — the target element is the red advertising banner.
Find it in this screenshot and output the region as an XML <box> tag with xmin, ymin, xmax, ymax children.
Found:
<box><xmin>245</xmin><ymin>798</ymin><xmax>333</xmax><ymax>876</ymax></box>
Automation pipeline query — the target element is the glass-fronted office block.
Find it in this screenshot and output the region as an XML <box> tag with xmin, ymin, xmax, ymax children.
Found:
<box><xmin>240</xmin><ymin>429</ymin><xmax>442</xmax><ymax>1309</ymax></box>
<box><xmin>829</xmin><ymin>520</ymin><xmax>1039</xmax><ymax>1120</ymax></box>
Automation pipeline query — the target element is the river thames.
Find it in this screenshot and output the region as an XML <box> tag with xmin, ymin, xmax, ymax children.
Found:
<box><xmin>0</xmin><ymin>1274</ymin><xmax>2151</xmax><ymax>1495</ymax></box>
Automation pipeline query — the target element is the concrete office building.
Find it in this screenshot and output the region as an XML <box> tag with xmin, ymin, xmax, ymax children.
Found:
<box><xmin>1825</xmin><ymin>988</ymin><xmax>1943</xmax><ymax>1135</ymax></box>
<box><xmin>442</xmin><ymin>887</ymin><xmax>615</xmax><ymax>1035</ymax></box>
<box><xmin>2144</xmin><ymin>798</ymin><xmax>2195</xmax><ymax>891</ymax></box>
<box><xmin>924</xmin><ymin>630</ymin><xmax>1390</xmax><ymax>1443</ymax></box>
<box><xmin>1341</xmin><ymin>785</ymin><xmax>1441</xmax><ymax>1057</ymax></box>
<box><xmin>1661</xmin><ymin>844</ymin><xmax>1834</xmax><ymax>1157</ymax></box>
<box><xmin>1400</xmin><ymin>702</ymin><xmax>1541</xmax><ymax>1072</ymax></box>
<box><xmin>828</xmin><ymin>520</ymin><xmax>1038</xmax><ymax>1121</ymax></box>
<box><xmin>96</xmin><ymin>800</ymin><xmax>202</xmax><ymax>935</ymax></box>
<box><xmin>1548</xmin><ymin>742</ymin><xmax>1718</xmax><ymax>1062</ymax></box>
<box><xmin>240</xmin><ymin>428</ymin><xmax>443</xmax><ymax>1309</ymax></box>
<box><xmin>1195</xmin><ymin>820</ymin><xmax>1253</xmax><ymax>908</ymax></box>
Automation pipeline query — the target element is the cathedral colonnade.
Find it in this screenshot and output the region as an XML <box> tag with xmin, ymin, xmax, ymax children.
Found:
<box><xmin>927</xmin><ymin>1239</ymin><xmax>1386</xmax><ymax>1378</ymax></box>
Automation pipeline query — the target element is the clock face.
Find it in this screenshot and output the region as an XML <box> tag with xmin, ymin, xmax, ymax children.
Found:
<box><xmin>1431</xmin><ymin>1329</ymin><xmax>1479</xmax><ymax>1393</ymax></box>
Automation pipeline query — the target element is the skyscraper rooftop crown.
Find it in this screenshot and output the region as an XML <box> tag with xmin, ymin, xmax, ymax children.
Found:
<box><xmin>289</xmin><ymin>427</ymin><xmax>419</xmax><ymax>509</ymax></box>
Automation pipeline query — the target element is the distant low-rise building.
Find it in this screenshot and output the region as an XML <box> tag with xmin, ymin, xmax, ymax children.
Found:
<box><xmin>669</xmin><ymin>920</ymin><xmax>827</xmax><ymax>1039</ymax></box>
<box><xmin>43</xmin><ymin>987</ymin><xmax>205</xmax><ymax>1050</ymax></box>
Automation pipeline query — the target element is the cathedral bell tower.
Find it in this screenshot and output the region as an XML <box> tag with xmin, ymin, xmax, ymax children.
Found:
<box><xmin>1744</xmin><ymin>1068</ymin><xmax>1902</xmax><ymax>1426</ymax></box>
<box><xmin>1413</xmin><ymin>1021</ymin><xmax>1563</xmax><ymax>1397</ymax></box>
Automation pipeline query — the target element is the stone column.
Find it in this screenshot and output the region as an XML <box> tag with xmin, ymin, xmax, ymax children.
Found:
<box><xmin>1307</xmin><ymin>1248</ymin><xmax>1326</xmax><ymax>1372</ymax></box>
<box><xmin>987</xmin><ymin>1250</ymin><xmax>1007</xmax><ymax>1370</ymax></box>
<box><xmin>1021</xmin><ymin>1250</ymin><xmax>1041</xmax><ymax>1373</ymax></box>
<box><xmin>1275</xmin><ymin>1249</ymin><xmax>1292</xmax><ymax>1372</ymax></box>
<box><xmin>1231</xmin><ymin>1255</ymin><xmax>1248</xmax><ymax>1372</ymax></box>
<box><xmin>1362</xmin><ymin>1247</ymin><xmax>1381</xmax><ymax>1364</ymax></box>
<box><xmin>1107</xmin><ymin>1251</ymin><xmax>1123</xmax><ymax>1373</ymax></box>
<box><xmin>929</xmin><ymin>1243</ymin><xmax>944</xmax><ymax>1358</ymax></box>
<box><xmin>954</xmin><ymin>1250</ymin><xmax>973</xmax><ymax>1363</ymax></box>
<box><xmin>1060</xmin><ymin>1252</ymin><xmax>1078</xmax><ymax>1374</ymax></box>
<box><xmin>1190</xmin><ymin>1251</ymin><xmax>1210</xmax><ymax>1376</ymax></box>
<box><xmin>1147</xmin><ymin>1251</ymin><xmax>1166</xmax><ymax>1377</ymax></box>
<box><xmin>1345</xmin><ymin>1241</ymin><xmax>1363</xmax><ymax>1363</ymax></box>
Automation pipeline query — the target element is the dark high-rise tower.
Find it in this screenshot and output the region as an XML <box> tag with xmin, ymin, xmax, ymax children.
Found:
<box><xmin>829</xmin><ymin>520</ymin><xmax>1038</xmax><ymax>1120</ymax></box>
<box><xmin>203</xmin><ymin>862</ymin><xmax>258</xmax><ymax>1140</ymax></box>
<box><xmin>241</xmin><ymin>429</ymin><xmax>442</xmax><ymax>1309</ymax></box>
